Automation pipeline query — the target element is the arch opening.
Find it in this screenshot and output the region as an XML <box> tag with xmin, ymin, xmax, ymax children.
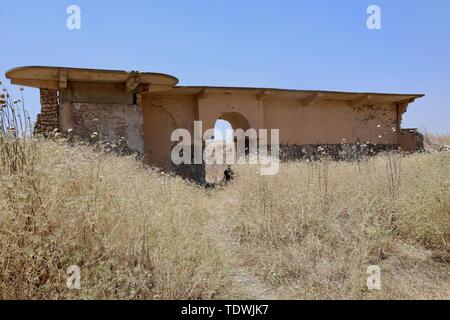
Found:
<box><xmin>219</xmin><ymin>112</ymin><xmax>250</xmax><ymax>132</ymax></box>
<box><xmin>205</xmin><ymin>112</ymin><xmax>251</xmax><ymax>184</ymax></box>
<box><xmin>215</xmin><ymin>112</ymin><xmax>252</xmax><ymax>158</ymax></box>
<box><xmin>213</xmin><ymin>119</ymin><xmax>233</xmax><ymax>143</ymax></box>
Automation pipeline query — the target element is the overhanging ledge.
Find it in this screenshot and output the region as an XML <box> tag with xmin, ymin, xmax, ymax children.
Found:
<box><xmin>161</xmin><ymin>86</ymin><xmax>425</xmax><ymax>106</ymax></box>
<box><xmin>5</xmin><ymin>66</ymin><xmax>179</xmax><ymax>93</ymax></box>
<box><xmin>5</xmin><ymin>66</ymin><xmax>425</xmax><ymax>107</ymax></box>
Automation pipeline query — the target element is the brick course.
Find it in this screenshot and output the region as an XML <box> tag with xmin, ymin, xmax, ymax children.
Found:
<box><xmin>34</xmin><ymin>89</ymin><xmax>59</xmax><ymax>134</ymax></box>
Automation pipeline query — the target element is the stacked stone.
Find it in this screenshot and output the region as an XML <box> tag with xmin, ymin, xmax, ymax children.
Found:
<box><xmin>277</xmin><ymin>143</ymin><xmax>400</xmax><ymax>162</ymax></box>
<box><xmin>35</xmin><ymin>89</ymin><xmax>59</xmax><ymax>134</ymax></box>
<box><xmin>33</xmin><ymin>114</ymin><xmax>42</xmax><ymax>135</ymax></box>
<box><xmin>414</xmin><ymin>131</ymin><xmax>425</xmax><ymax>151</ymax></box>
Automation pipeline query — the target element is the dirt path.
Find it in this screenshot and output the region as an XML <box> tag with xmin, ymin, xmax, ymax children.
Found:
<box><xmin>204</xmin><ymin>188</ymin><xmax>277</xmax><ymax>300</ymax></box>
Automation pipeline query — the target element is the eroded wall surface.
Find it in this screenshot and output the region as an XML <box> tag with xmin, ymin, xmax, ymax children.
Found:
<box><xmin>263</xmin><ymin>97</ymin><xmax>399</xmax><ymax>145</ymax></box>
<box><xmin>197</xmin><ymin>93</ymin><xmax>263</xmax><ymax>131</ymax></box>
<box><xmin>69</xmin><ymin>102</ymin><xmax>143</xmax><ymax>152</ymax></box>
<box><xmin>398</xmin><ymin>129</ymin><xmax>424</xmax><ymax>152</ymax></box>
<box><xmin>141</xmin><ymin>94</ymin><xmax>197</xmax><ymax>168</ymax></box>
<box><xmin>58</xmin><ymin>82</ymin><xmax>144</xmax><ymax>154</ymax></box>
<box><xmin>139</xmin><ymin>92</ymin><xmax>404</xmax><ymax>171</ymax></box>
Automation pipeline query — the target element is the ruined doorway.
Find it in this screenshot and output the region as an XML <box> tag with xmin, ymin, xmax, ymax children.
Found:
<box><xmin>205</xmin><ymin>112</ymin><xmax>250</xmax><ymax>184</ymax></box>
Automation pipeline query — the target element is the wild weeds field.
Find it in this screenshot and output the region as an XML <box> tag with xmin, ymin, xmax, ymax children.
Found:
<box><xmin>0</xmin><ymin>138</ymin><xmax>233</xmax><ymax>299</ymax></box>
<box><xmin>425</xmin><ymin>133</ymin><xmax>450</xmax><ymax>147</ymax></box>
<box><xmin>232</xmin><ymin>152</ymin><xmax>449</xmax><ymax>299</ymax></box>
<box><xmin>0</xmin><ymin>137</ymin><xmax>448</xmax><ymax>300</ymax></box>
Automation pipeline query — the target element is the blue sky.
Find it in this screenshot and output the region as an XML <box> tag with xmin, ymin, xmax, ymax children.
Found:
<box><xmin>1</xmin><ymin>0</ymin><xmax>449</xmax><ymax>134</ymax></box>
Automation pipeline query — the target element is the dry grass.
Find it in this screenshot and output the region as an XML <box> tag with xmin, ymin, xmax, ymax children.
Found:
<box><xmin>0</xmin><ymin>137</ymin><xmax>449</xmax><ymax>300</ymax></box>
<box><xmin>230</xmin><ymin>152</ymin><xmax>450</xmax><ymax>299</ymax></box>
<box><xmin>0</xmin><ymin>140</ymin><xmax>231</xmax><ymax>299</ymax></box>
<box><xmin>424</xmin><ymin>133</ymin><xmax>450</xmax><ymax>147</ymax></box>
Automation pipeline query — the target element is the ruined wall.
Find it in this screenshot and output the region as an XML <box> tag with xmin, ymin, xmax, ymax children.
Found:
<box><xmin>398</xmin><ymin>129</ymin><xmax>424</xmax><ymax>153</ymax></box>
<box><xmin>139</xmin><ymin>92</ymin><xmax>403</xmax><ymax>174</ymax></box>
<box><xmin>141</xmin><ymin>94</ymin><xmax>197</xmax><ymax>168</ymax></box>
<box><xmin>34</xmin><ymin>89</ymin><xmax>59</xmax><ymax>134</ymax></box>
<box><xmin>68</xmin><ymin>102</ymin><xmax>144</xmax><ymax>152</ymax></box>
<box><xmin>197</xmin><ymin>94</ymin><xmax>263</xmax><ymax>132</ymax></box>
<box><xmin>263</xmin><ymin>98</ymin><xmax>399</xmax><ymax>145</ymax></box>
<box><xmin>58</xmin><ymin>82</ymin><xmax>144</xmax><ymax>154</ymax></box>
<box><xmin>172</xmin><ymin>92</ymin><xmax>399</xmax><ymax>147</ymax></box>
<box><xmin>50</xmin><ymin>85</ymin><xmax>416</xmax><ymax>185</ymax></box>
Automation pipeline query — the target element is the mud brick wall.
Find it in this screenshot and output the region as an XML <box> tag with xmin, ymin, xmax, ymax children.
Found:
<box><xmin>34</xmin><ymin>89</ymin><xmax>59</xmax><ymax>134</ymax></box>
<box><xmin>398</xmin><ymin>129</ymin><xmax>424</xmax><ymax>153</ymax></box>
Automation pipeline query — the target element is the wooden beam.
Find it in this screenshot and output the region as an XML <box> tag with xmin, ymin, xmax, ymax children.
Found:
<box><xmin>125</xmin><ymin>71</ymin><xmax>142</xmax><ymax>93</ymax></box>
<box><xmin>59</xmin><ymin>71</ymin><xmax>68</xmax><ymax>89</ymax></box>
<box><xmin>196</xmin><ymin>89</ymin><xmax>210</xmax><ymax>100</ymax></box>
<box><xmin>301</xmin><ymin>93</ymin><xmax>324</xmax><ymax>106</ymax></box>
<box><xmin>256</xmin><ymin>90</ymin><xmax>269</xmax><ymax>101</ymax></box>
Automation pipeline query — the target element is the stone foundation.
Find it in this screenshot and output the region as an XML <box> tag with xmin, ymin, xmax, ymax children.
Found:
<box><xmin>34</xmin><ymin>89</ymin><xmax>59</xmax><ymax>134</ymax></box>
<box><xmin>278</xmin><ymin>143</ymin><xmax>400</xmax><ymax>161</ymax></box>
<box><xmin>175</xmin><ymin>143</ymin><xmax>403</xmax><ymax>185</ymax></box>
